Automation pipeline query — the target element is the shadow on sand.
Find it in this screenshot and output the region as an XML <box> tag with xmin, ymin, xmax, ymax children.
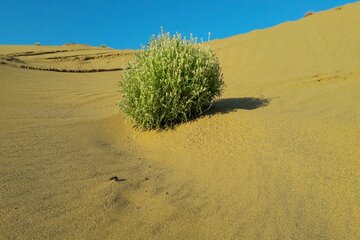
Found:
<box><xmin>204</xmin><ymin>97</ymin><xmax>270</xmax><ymax>116</ymax></box>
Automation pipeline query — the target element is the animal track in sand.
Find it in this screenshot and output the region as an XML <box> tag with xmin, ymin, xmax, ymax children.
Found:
<box><xmin>109</xmin><ymin>176</ymin><xmax>126</xmax><ymax>182</ymax></box>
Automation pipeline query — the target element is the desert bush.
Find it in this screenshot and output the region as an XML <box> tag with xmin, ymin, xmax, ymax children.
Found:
<box><xmin>304</xmin><ymin>11</ymin><xmax>314</xmax><ymax>17</ymax></box>
<box><xmin>100</xmin><ymin>44</ymin><xmax>108</xmax><ymax>48</ymax></box>
<box><xmin>34</xmin><ymin>42</ymin><xmax>41</xmax><ymax>46</ymax></box>
<box><xmin>119</xmin><ymin>30</ymin><xmax>224</xmax><ymax>130</ymax></box>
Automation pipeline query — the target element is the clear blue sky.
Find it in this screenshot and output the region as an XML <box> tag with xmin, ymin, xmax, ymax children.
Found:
<box><xmin>0</xmin><ymin>0</ymin><xmax>358</xmax><ymax>49</ymax></box>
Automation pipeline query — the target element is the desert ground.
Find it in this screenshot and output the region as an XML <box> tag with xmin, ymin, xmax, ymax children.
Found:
<box><xmin>1</xmin><ymin>2</ymin><xmax>360</xmax><ymax>239</ymax></box>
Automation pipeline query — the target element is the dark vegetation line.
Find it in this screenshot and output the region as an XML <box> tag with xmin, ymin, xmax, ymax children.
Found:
<box><xmin>2</xmin><ymin>56</ymin><xmax>26</xmax><ymax>64</ymax></box>
<box><xmin>9</xmin><ymin>49</ymin><xmax>134</xmax><ymax>58</ymax></box>
<box><xmin>45</xmin><ymin>52</ymin><xmax>133</xmax><ymax>60</ymax></box>
<box><xmin>18</xmin><ymin>64</ymin><xmax>129</xmax><ymax>73</ymax></box>
<box><xmin>10</xmin><ymin>50</ymin><xmax>72</xmax><ymax>57</ymax></box>
<box><xmin>0</xmin><ymin>60</ymin><xmax>129</xmax><ymax>73</ymax></box>
<box><xmin>8</xmin><ymin>48</ymin><xmax>102</xmax><ymax>57</ymax></box>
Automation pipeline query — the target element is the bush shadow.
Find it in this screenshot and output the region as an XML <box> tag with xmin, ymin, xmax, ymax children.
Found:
<box><xmin>204</xmin><ymin>97</ymin><xmax>270</xmax><ymax>116</ymax></box>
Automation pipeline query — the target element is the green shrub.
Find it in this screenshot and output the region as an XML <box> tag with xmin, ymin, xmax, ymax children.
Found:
<box><xmin>119</xmin><ymin>30</ymin><xmax>224</xmax><ymax>130</ymax></box>
<box><xmin>34</xmin><ymin>42</ymin><xmax>41</xmax><ymax>46</ymax></box>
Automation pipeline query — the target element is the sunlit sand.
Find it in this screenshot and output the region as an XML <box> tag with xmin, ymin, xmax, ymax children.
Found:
<box><xmin>1</xmin><ymin>2</ymin><xmax>359</xmax><ymax>239</ymax></box>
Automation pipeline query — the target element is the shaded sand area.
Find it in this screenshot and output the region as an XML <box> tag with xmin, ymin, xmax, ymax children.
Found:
<box><xmin>1</xmin><ymin>2</ymin><xmax>360</xmax><ymax>239</ymax></box>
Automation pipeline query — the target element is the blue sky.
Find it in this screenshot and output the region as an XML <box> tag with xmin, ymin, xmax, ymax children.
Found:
<box><xmin>0</xmin><ymin>0</ymin><xmax>358</xmax><ymax>49</ymax></box>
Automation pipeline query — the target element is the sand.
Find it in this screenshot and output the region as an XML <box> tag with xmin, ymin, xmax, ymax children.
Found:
<box><xmin>1</xmin><ymin>2</ymin><xmax>360</xmax><ymax>239</ymax></box>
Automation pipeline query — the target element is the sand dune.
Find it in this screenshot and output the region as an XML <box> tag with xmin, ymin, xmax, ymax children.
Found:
<box><xmin>0</xmin><ymin>44</ymin><xmax>134</xmax><ymax>72</ymax></box>
<box><xmin>1</xmin><ymin>2</ymin><xmax>360</xmax><ymax>239</ymax></box>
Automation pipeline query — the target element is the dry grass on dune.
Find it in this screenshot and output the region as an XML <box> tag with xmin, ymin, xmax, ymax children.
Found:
<box><xmin>1</xmin><ymin>2</ymin><xmax>360</xmax><ymax>239</ymax></box>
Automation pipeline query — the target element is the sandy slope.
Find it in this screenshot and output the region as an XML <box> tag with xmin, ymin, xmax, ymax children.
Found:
<box><xmin>0</xmin><ymin>44</ymin><xmax>134</xmax><ymax>72</ymax></box>
<box><xmin>1</xmin><ymin>2</ymin><xmax>360</xmax><ymax>239</ymax></box>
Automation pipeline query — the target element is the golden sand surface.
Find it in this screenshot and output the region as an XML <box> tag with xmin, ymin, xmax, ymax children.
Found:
<box><xmin>0</xmin><ymin>44</ymin><xmax>134</xmax><ymax>72</ymax></box>
<box><xmin>1</xmin><ymin>2</ymin><xmax>359</xmax><ymax>239</ymax></box>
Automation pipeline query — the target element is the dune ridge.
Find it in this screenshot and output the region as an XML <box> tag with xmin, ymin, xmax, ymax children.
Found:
<box><xmin>0</xmin><ymin>45</ymin><xmax>134</xmax><ymax>73</ymax></box>
<box><xmin>1</xmin><ymin>2</ymin><xmax>360</xmax><ymax>239</ymax></box>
